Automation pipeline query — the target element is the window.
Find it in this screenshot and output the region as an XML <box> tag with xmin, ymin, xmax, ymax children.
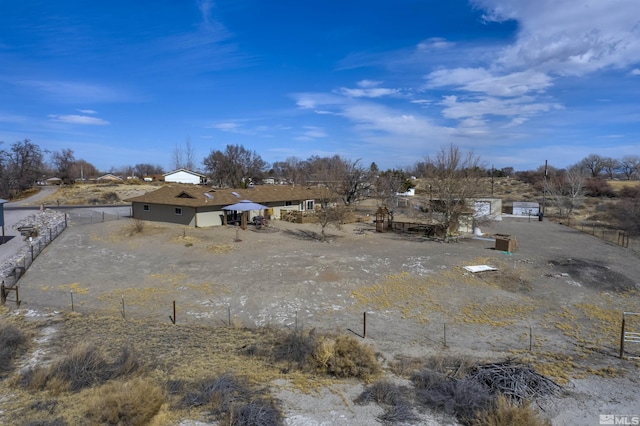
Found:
<box><xmin>143</xmin><ymin>204</ymin><xmax>150</xmax><ymax>211</ymax></box>
<box><xmin>285</xmin><ymin>201</ymin><xmax>292</xmax><ymax>207</ymax></box>
<box><xmin>306</xmin><ymin>200</ymin><xmax>314</xmax><ymax>211</ymax></box>
<box><xmin>175</xmin><ymin>207</ymin><xmax>183</xmax><ymax>215</ymax></box>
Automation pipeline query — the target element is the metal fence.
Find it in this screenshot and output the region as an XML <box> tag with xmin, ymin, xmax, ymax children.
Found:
<box><xmin>66</xmin><ymin>208</ymin><xmax>131</xmax><ymax>226</ymax></box>
<box><xmin>1</xmin><ymin>220</ymin><xmax>68</xmax><ymax>301</ymax></box>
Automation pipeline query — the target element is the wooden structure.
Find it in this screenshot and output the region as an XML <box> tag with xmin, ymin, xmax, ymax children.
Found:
<box><xmin>375</xmin><ymin>207</ymin><xmax>392</xmax><ymax>232</ymax></box>
<box><xmin>1</xmin><ymin>282</ymin><xmax>21</xmax><ymax>306</ymax></box>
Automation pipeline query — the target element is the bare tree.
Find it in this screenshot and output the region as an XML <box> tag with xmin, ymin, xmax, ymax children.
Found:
<box><xmin>548</xmin><ymin>165</ymin><xmax>587</xmax><ymax>218</ymax></box>
<box><xmin>602</xmin><ymin>157</ymin><xmax>620</xmax><ymax>179</ymax></box>
<box><xmin>172</xmin><ymin>138</ymin><xmax>197</xmax><ymax>170</ymax></box>
<box><xmin>375</xmin><ymin>169</ymin><xmax>413</xmax><ymax>207</ymax></box>
<box><xmin>619</xmin><ymin>155</ymin><xmax>640</xmax><ymax>180</ymax></box>
<box><xmin>423</xmin><ymin>144</ymin><xmax>483</xmax><ymax>239</ymax></box>
<box><xmin>203</xmin><ymin>144</ymin><xmax>267</xmax><ymax>188</ymax></box>
<box><xmin>2</xmin><ymin>139</ymin><xmax>45</xmax><ymax>193</ymax></box>
<box><xmin>579</xmin><ymin>154</ymin><xmax>605</xmax><ymax>177</ymax></box>
<box><xmin>51</xmin><ymin>148</ymin><xmax>76</xmax><ymax>184</ymax></box>
<box><xmin>71</xmin><ymin>159</ymin><xmax>99</xmax><ymax>180</ymax></box>
<box><xmin>134</xmin><ymin>163</ymin><xmax>164</xmax><ymax>177</ymax></box>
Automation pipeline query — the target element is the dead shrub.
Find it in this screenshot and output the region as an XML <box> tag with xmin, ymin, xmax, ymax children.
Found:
<box><xmin>229</xmin><ymin>399</ymin><xmax>284</xmax><ymax>426</ymax></box>
<box><xmin>324</xmin><ymin>335</ymin><xmax>381</xmax><ymax>380</ymax></box>
<box><xmin>423</xmin><ymin>354</ymin><xmax>476</xmax><ymax>378</ymax></box>
<box><xmin>356</xmin><ymin>380</ymin><xmax>406</xmax><ymax>406</ymax></box>
<box><xmin>356</xmin><ymin>381</ymin><xmax>418</xmax><ymax>424</ymax></box>
<box><xmin>21</xmin><ymin>345</ymin><xmax>142</xmax><ymax>392</ymax></box>
<box><xmin>0</xmin><ymin>323</ymin><xmax>26</xmax><ymax>377</ymax></box>
<box><xmin>101</xmin><ymin>191</ymin><xmax>120</xmax><ymax>203</ymax></box>
<box><xmin>128</xmin><ymin>219</ymin><xmax>145</xmax><ymax>235</ymax></box>
<box><xmin>411</xmin><ymin>370</ymin><xmax>493</xmax><ymax>425</ymax></box>
<box><xmin>388</xmin><ymin>355</ymin><xmax>425</xmax><ymax>377</ymax></box>
<box><xmin>179</xmin><ymin>373</ymin><xmax>251</xmax><ymax>411</ymax></box>
<box><xmin>273</xmin><ymin>329</ymin><xmax>319</xmax><ymax>371</ymax></box>
<box><xmin>472</xmin><ymin>394</ymin><xmax>551</xmax><ymax>426</ymax></box>
<box><xmin>84</xmin><ymin>377</ymin><xmax>164</xmax><ymax>426</ymax></box>
<box><xmin>177</xmin><ymin>373</ymin><xmax>283</xmax><ymax>425</ymax></box>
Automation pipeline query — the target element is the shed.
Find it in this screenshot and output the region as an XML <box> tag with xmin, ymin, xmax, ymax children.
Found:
<box><xmin>511</xmin><ymin>202</ymin><xmax>540</xmax><ymax>216</ymax></box>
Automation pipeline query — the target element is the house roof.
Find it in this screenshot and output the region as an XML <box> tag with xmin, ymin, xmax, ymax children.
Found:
<box><xmin>97</xmin><ymin>174</ymin><xmax>123</xmax><ymax>181</ymax></box>
<box><xmin>125</xmin><ymin>185</ymin><xmax>334</xmax><ymax>208</ymax></box>
<box><xmin>163</xmin><ymin>168</ymin><xmax>207</xmax><ymax>178</ymax></box>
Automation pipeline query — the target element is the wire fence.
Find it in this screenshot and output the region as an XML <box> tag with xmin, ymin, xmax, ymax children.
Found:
<box><xmin>66</xmin><ymin>208</ymin><xmax>132</xmax><ymax>226</ymax></box>
<box><xmin>558</xmin><ymin>218</ymin><xmax>636</xmax><ymax>250</ymax></box>
<box><xmin>15</xmin><ymin>288</ymin><xmax>633</xmax><ymax>361</ymax></box>
<box><xmin>1</xmin><ymin>219</ymin><xmax>68</xmax><ymax>294</ymax></box>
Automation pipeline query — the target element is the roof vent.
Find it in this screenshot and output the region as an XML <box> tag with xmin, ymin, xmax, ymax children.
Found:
<box><xmin>231</xmin><ymin>191</ymin><xmax>241</xmax><ymax>198</ymax></box>
<box><xmin>204</xmin><ymin>193</ymin><xmax>214</xmax><ymax>199</ymax></box>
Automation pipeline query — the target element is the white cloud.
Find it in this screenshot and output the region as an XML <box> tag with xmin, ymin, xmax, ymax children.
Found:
<box><xmin>77</xmin><ymin>109</ymin><xmax>97</xmax><ymax>114</ymax></box>
<box><xmin>213</xmin><ymin>122</ymin><xmax>239</xmax><ymax>131</ymax></box>
<box><xmin>21</xmin><ymin>80</ymin><xmax>131</xmax><ymax>103</ymax></box>
<box><xmin>472</xmin><ymin>0</ymin><xmax>640</xmax><ymax>75</ymax></box>
<box><xmin>440</xmin><ymin>95</ymin><xmax>561</xmax><ymax>121</ymax></box>
<box><xmin>417</xmin><ymin>37</ymin><xmax>455</xmax><ymax>50</ymax></box>
<box><xmin>48</xmin><ymin>114</ymin><xmax>109</xmax><ymax>125</ymax></box>
<box><xmin>630</xmin><ymin>69</ymin><xmax>640</xmax><ymax>76</ymax></box>
<box><xmin>301</xmin><ymin>126</ymin><xmax>328</xmax><ymax>138</ymax></box>
<box><xmin>338</xmin><ymin>87</ymin><xmax>399</xmax><ymax>98</ymax></box>
<box><xmin>357</xmin><ymin>80</ymin><xmax>381</xmax><ymax>88</ymax></box>
<box><xmin>427</xmin><ymin>68</ymin><xmax>552</xmax><ymax>97</ymax></box>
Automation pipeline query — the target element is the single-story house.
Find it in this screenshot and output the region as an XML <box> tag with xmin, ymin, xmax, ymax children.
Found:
<box><xmin>125</xmin><ymin>185</ymin><xmax>336</xmax><ymax>227</ymax></box>
<box><xmin>163</xmin><ymin>169</ymin><xmax>207</xmax><ymax>185</ymax></box>
<box><xmin>45</xmin><ymin>177</ymin><xmax>63</xmax><ymax>185</ymax></box>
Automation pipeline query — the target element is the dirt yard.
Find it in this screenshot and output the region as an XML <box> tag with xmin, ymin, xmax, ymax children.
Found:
<box><xmin>5</xmin><ymin>212</ymin><xmax>640</xmax><ymax>424</ymax></box>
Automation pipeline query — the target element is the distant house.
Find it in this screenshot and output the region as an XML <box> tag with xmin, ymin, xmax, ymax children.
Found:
<box><xmin>45</xmin><ymin>177</ymin><xmax>63</xmax><ymax>186</ymax></box>
<box><xmin>125</xmin><ymin>185</ymin><xmax>335</xmax><ymax>227</ymax></box>
<box><xmin>163</xmin><ymin>169</ymin><xmax>207</xmax><ymax>185</ymax></box>
<box><xmin>96</xmin><ymin>174</ymin><xmax>124</xmax><ymax>183</ymax></box>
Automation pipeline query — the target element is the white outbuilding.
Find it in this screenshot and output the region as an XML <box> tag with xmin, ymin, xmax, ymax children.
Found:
<box><xmin>163</xmin><ymin>169</ymin><xmax>207</xmax><ymax>185</ymax></box>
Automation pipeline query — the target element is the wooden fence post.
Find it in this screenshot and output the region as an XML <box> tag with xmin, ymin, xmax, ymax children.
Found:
<box><xmin>620</xmin><ymin>314</ymin><xmax>626</xmax><ymax>359</ymax></box>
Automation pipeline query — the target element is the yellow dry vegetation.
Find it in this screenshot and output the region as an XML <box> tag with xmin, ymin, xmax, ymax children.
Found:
<box><xmin>352</xmin><ymin>272</ymin><xmax>448</xmax><ymax>322</ymax></box>
<box><xmin>40</xmin><ymin>282</ymin><xmax>89</xmax><ymax>295</ymax></box>
<box><xmin>207</xmin><ymin>243</ymin><xmax>235</xmax><ymax>254</ymax></box>
<box><xmin>457</xmin><ymin>300</ymin><xmax>537</xmax><ymax>327</ymax></box>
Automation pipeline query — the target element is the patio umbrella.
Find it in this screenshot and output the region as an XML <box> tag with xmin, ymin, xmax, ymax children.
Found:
<box><xmin>222</xmin><ymin>199</ymin><xmax>268</xmax><ymax>211</ymax></box>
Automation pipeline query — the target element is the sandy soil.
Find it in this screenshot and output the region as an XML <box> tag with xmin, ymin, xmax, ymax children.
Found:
<box><xmin>10</xmin><ymin>213</ymin><xmax>640</xmax><ymax>424</ymax></box>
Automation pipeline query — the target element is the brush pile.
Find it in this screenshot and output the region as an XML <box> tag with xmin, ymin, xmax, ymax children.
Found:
<box><xmin>468</xmin><ymin>359</ymin><xmax>563</xmax><ymax>404</ymax></box>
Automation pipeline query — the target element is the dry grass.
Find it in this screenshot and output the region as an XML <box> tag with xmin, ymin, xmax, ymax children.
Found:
<box><xmin>0</xmin><ymin>324</ymin><xmax>27</xmax><ymax>378</ymax></box>
<box><xmin>324</xmin><ymin>335</ymin><xmax>381</xmax><ymax>380</ymax></box>
<box><xmin>473</xmin><ymin>394</ymin><xmax>551</xmax><ymax>426</ymax></box>
<box><xmin>36</xmin><ymin>183</ymin><xmax>159</xmax><ymax>206</ymax></box>
<box><xmin>83</xmin><ymin>377</ymin><xmax>164</xmax><ymax>426</ymax></box>
<box><xmin>20</xmin><ymin>345</ymin><xmax>142</xmax><ymax>393</ymax></box>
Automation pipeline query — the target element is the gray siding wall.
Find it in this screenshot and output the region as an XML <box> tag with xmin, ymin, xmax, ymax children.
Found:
<box><xmin>132</xmin><ymin>203</ymin><xmax>195</xmax><ymax>226</ymax></box>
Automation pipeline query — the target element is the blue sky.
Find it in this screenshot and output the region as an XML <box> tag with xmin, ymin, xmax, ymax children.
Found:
<box><xmin>1</xmin><ymin>0</ymin><xmax>639</xmax><ymax>173</ymax></box>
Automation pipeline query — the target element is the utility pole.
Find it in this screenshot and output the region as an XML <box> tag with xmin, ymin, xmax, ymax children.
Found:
<box><xmin>491</xmin><ymin>165</ymin><xmax>494</xmax><ymax>196</ymax></box>
<box><xmin>542</xmin><ymin>160</ymin><xmax>548</xmax><ymax>216</ymax></box>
